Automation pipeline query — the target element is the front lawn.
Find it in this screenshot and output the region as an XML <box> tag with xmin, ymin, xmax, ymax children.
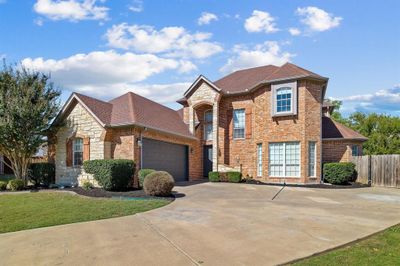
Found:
<box><xmin>292</xmin><ymin>224</ymin><xmax>400</xmax><ymax>265</ymax></box>
<box><xmin>0</xmin><ymin>192</ymin><xmax>170</xmax><ymax>234</ymax></box>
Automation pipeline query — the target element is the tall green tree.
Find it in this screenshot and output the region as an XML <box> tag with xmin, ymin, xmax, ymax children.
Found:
<box><xmin>346</xmin><ymin>112</ymin><xmax>400</xmax><ymax>155</ymax></box>
<box><xmin>0</xmin><ymin>63</ymin><xmax>60</xmax><ymax>182</ymax></box>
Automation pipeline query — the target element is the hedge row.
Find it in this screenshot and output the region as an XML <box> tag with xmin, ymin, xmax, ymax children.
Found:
<box><xmin>208</xmin><ymin>171</ymin><xmax>242</xmax><ymax>183</ymax></box>
<box><xmin>83</xmin><ymin>159</ymin><xmax>135</xmax><ymax>191</ymax></box>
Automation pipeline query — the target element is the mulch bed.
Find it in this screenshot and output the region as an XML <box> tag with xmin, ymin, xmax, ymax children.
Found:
<box><xmin>243</xmin><ymin>179</ymin><xmax>370</xmax><ymax>189</ymax></box>
<box><xmin>67</xmin><ymin>187</ymin><xmax>175</xmax><ymax>200</ymax></box>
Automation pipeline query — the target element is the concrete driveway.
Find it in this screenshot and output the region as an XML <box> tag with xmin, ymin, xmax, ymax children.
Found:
<box><xmin>1</xmin><ymin>183</ymin><xmax>400</xmax><ymax>266</ymax></box>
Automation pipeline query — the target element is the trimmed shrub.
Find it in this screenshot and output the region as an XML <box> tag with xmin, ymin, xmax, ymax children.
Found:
<box><xmin>323</xmin><ymin>162</ymin><xmax>356</xmax><ymax>185</ymax></box>
<box><xmin>7</xmin><ymin>179</ymin><xmax>25</xmax><ymax>191</ymax></box>
<box><xmin>227</xmin><ymin>171</ymin><xmax>242</xmax><ymax>183</ymax></box>
<box><xmin>138</xmin><ymin>169</ymin><xmax>155</xmax><ymax>188</ymax></box>
<box><xmin>29</xmin><ymin>163</ymin><xmax>55</xmax><ymax>186</ymax></box>
<box><xmin>208</xmin><ymin>171</ymin><xmax>220</xmax><ymax>182</ymax></box>
<box><xmin>0</xmin><ymin>181</ymin><xmax>7</xmax><ymax>191</ymax></box>
<box><xmin>83</xmin><ymin>159</ymin><xmax>135</xmax><ymax>191</ymax></box>
<box><xmin>143</xmin><ymin>171</ymin><xmax>174</xmax><ymax>196</ymax></box>
<box><xmin>82</xmin><ymin>181</ymin><xmax>94</xmax><ymax>190</ymax></box>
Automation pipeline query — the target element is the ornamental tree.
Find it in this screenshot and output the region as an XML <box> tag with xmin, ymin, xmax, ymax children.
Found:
<box><xmin>0</xmin><ymin>63</ymin><xmax>60</xmax><ymax>183</ymax></box>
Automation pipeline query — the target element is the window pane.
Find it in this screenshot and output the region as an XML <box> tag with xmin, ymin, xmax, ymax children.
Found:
<box><xmin>73</xmin><ymin>138</ymin><xmax>83</xmax><ymax>166</ymax></box>
<box><xmin>233</xmin><ymin>109</ymin><xmax>245</xmax><ymax>139</ymax></box>
<box><xmin>205</xmin><ymin>111</ymin><xmax>213</xmax><ymax>123</ymax></box>
<box><xmin>352</xmin><ymin>145</ymin><xmax>359</xmax><ymax>156</ymax></box>
<box><xmin>269</xmin><ymin>143</ymin><xmax>284</xmax><ymax>177</ymax></box>
<box><xmin>257</xmin><ymin>144</ymin><xmax>263</xmax><ymax>176</ymax></box>
<box><xmin>205</xmin><ymin>123</ymin><xmax>213</xmax><ymax>140</ymax></box>
<box><xmin>308</xmin><ymin>142</ymin><xmax>316</xmax><ymax>177</ymax></box>
<box><xmin>285</xmin><ymin>142</ymin><xmax>300</xmax><ymax>177</ymax></box>
<box><xmin>276</xmin><ymin>88</ymin><xmax>292</xmax><ymax>113</ymax></box>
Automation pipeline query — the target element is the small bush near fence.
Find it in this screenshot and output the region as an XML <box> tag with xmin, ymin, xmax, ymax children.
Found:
<box><xmin>208</xmin><ymin>172</ymin><xmax>220</xmax><ymax>182</ymax></box>
<box><xmin>29</xmin><ymin>163</ymin><xmax>55</xmax><ymax>186</ymax></box>
<box><xmin>324</xmin><ymin>162</ymin><xmax>356</xmax><ymax>185</ymax></box>
<box><xmin>83</xmin><ymin>159</ymin><xmax>135</xmax><ymax>191</ymax></box>
<box><xmin>7</xmin><ymin>179</ymin><xmax>25</xmax><ymax>191</ymax></box>
<box><xmin>226</xmin><ymin>172</ymin><xmax>242</xmax><ymax>183</ymax></box>
<box><xmin>138</xmin><ymin>169</ymin><xmax>155</xmax><ymax>188</ymax></box>
<box><xmin>143</xmin><ymin>171</ymin><xmax>174</xmax><ymax>196</ymax></box>
<box><xmin>0</xmin><ymin>181</ymin><xmax>7</xmax><ymax>191</ymax></box>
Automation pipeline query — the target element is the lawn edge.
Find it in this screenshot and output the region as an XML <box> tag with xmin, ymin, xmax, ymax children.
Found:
<box><xmin>281</xmin><ymin>222</ymin><xmax>400</xmax><ymax>265</ymax></box>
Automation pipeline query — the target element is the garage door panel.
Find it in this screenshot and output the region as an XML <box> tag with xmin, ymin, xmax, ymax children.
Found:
<box><xmin>142</xmin><ymin>138</ymin><xmax>188</xmax><ymax>182</ymax></box>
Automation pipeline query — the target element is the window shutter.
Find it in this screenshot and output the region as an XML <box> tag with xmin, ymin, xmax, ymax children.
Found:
<box><xmin>245</xmin><ymin>108</ymin><xmax>252</xmax><ymax>138</ymax></box>
<box><xmin>271</xmin><ymin>88</ymin><xmax>276</xmax><ymax>117</ymax></box>
<box><xmin>66</xmin><ymin>139</ymin><xmax>73</xmax><ymax>167</ymax></box>
<box><xmin>83</xmin><ymin>137</ymin><xmax>90</xmax><ymax>161</ymax></box>
<box><xmin>227</xmin><ymin>109</ymin><xmax>233</xmax><ymax>140</ymax></box>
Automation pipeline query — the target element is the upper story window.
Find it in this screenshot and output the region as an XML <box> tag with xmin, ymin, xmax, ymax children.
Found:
<box><xmin>73</xmin><ymin>138</ymin><xmax>83</xmax><ymax>166</ymax></box>
<box><xmin>233</xmin><ymin>109</ymin><xmax>245</xmax><ymax>139</ymax></box>
<box><xmin>204</xmin><ymin>110</ymin><xmax>213</xmax><ymax>141</ymax></box>
<box><xmin>276</xmin><ymin>88</ymin><xmax>292</xmax><ymax>113</ymax></box>
<box><xmin>272</xmin><ymin>81</ymin><xmax>297</xmax><ymax>117</ymax></box>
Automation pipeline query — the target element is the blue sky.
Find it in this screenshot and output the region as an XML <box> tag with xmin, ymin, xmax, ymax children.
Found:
<box><xmin>0</xmin><ymin>0</ymin><xmax>399</xmax><ymax>115</ymax></box>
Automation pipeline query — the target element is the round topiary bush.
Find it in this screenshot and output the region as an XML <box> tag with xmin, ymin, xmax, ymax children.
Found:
<box><xmin>7</xmin><ymin>179</ymin><xmax>25</xmax><ymax>191</ymax></box>
<box><xmin>143</xmin><ymin>171</ymin><xmax>174</xmax><ymax>196</ymax></box>
<box><xmin>323</xmin><ymin>162</ymin><xmax>356</xmax><ymax>185</ymax></box>
<box><xmin>0</xmin><ymin>181</ymin><xmax>7</xmax><ymax>191</ymax></box>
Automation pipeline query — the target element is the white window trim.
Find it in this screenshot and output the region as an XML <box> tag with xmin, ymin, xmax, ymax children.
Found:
<box><xmin>203</xmin><ymin>109</ymin><xmax>213</xmax><ymax>141</ymax></box>
<box><xmin>268</xmin><ymin>142</ymin><xmax>301</xmax><ymax>178</ymax></box>
<box><xmin>271</xmin><ymin>81</ymin><xmax>298</xmax><ymax>117</ymax></box>
<box><xmin>257</xmin><ymin>143</ymin><xmax>263</xmax><ymax>177</ymax></box>
<box><xmin>73</xmin><ymin>138</ymin><xmax>83</xmax><ymax>167</ymax></box>
<box><xmin>233</xmin><ymin>108</ymin><xmax>246</xmax><ymax>139</ymax></box>
<box><xmin>308</xmin><ymin>141</ymin><xmax>317</xmax><ymax>177</ymax></box>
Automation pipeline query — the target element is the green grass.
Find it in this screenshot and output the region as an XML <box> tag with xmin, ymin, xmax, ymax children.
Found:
<box><xmin>292</xmin><ymin>224</ymin><xmax>400</xmax><ymax>266</ymax></box>
<box><xmin>0</xmin><ymin>192</ymin><xmax>170</xmax><ymax>234</ymax></box>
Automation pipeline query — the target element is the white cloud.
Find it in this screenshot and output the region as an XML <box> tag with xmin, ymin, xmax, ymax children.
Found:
<box><xmin>105</xmin><ymin>23</ymin><xmax>223</xmax><ymax>59</ymax></box>
<box><xmin>296</xmin><ymin>6</ymin><xmax>342</xmax><ymax>32</ymax></box>
<box><xmin>178</xmin><ymin>60</ymin><xmax>198</xmax><ymax>73</ymax></box>
<box><xmin>220</xmin><ymin>41</ymin><xmax>294</xmax><ymax>73</ymax></box>
<box><xmin>33</xmin><ymin>0</ymin><xmax>109</xmax><ymax>21</ymax></box>
<box><xmin>333</xmin><ymin>85</ymin><xmax>400</xmax><ymax>114</ymax></box>
<box><xmin>197</xmin><ymin>12</ymin><xmax>218</xmax><ymax>25</ymax></box>
<box><xmin>288</xmin><ymin>27</ymin><xmax>301</xmax><ymax>36</ymax></box>
<box><xmin>128</xmin><ymin>0</ymin><xmax>143</xmax><ymax>12</ymax></box>
<box><xmin>21</xmin><ymin>50</ymin><xmax>189</xmax><ymax>92</ymax></box>
<box><xmin>244</xmin><ymin>10</ymin><xmax>278</xmax><ymax>33</ymax></box>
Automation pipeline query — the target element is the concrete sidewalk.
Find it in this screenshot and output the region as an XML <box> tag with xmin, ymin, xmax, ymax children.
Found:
<box><xmin>1</xmin><ymin>183</ymin><xmax>400</xmax><ymax>265</ymax></box>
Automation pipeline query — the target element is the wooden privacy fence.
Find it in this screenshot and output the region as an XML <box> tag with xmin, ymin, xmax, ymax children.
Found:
<box><xmin>352</xmin><ymin>155</ymin><xmax>400</xmax><ymax>188</ymax></box>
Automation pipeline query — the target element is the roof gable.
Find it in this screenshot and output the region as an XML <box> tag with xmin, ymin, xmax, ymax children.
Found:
<box><xmin>322</xmin><ymin>117</ymin><xmax>368</xmax><ymax>140</ymax></box>
<box><xmin>183</xmin><ymin>75</ymin><xmax>221</xmax><ymax>97</ymax></box>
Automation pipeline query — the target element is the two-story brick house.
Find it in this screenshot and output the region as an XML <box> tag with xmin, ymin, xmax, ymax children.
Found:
<box><xmin>50</xmin><ymin>63</ymin><xmax>367</xmax><ymax>186</ymax></box>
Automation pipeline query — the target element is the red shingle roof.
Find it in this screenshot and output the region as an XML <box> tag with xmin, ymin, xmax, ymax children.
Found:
<box><xmin>73</xmin><ymin>92</ymin><xmax>194</xmax><ymax>139</ymax></box>
<box><xmin>214</xmin><ymin>62</ymin><xmax>327</xmax><ymax>94</ymax></box>
<box><xmin>322</xmin><ymin>117</ymin><xmax>368</xmax><ymax>140</ymax></box>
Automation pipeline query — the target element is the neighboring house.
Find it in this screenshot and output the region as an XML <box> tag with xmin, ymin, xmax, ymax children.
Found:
<box><xmin>50</xmin><ymin>63</ymin><xmax>367</xmax><ymax>186</ymax></box>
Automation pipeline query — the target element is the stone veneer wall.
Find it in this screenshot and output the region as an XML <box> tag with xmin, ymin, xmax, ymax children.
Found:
<box><xmin>322</xmin><ymin>140</ymin><xmax>363</xmax><ymax>163</ymax></box>
<box><xmin>55</xmin><ymin>102</ymin><xmax>105</xmax><ymax>185</ymax></box>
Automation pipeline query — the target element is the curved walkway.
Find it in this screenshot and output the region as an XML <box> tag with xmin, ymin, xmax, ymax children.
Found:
<box><xmin>1</xmin><ymin>182</ymin><xmax>400</xmax><ymax>265</ymax></box>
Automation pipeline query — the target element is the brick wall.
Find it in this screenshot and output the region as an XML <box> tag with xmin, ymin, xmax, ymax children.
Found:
<box><xmin>322</xmin><ymin>140</ymin><xmax>363</xmax><ymax>163</ymax></box>
<box><xmin>214</xmin><ymin>79</ymin><xmax>324</xmax><ymax>184</ymax></box>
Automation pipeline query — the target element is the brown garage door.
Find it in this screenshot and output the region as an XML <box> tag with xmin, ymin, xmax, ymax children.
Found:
<box><xmin>142</xmin><ymin>138</ymin><xmax>188</xmax><ymax>182</ymax></box>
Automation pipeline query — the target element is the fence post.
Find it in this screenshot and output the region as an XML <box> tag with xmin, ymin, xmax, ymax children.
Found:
<box><xmin>368</xmin><ymin>155</ymin><xmax>372</xmax><ymax>186</ymax></box>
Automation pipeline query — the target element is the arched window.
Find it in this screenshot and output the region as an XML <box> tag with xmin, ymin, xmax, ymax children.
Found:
<box><xmin>73</xmin><ymin>138</ymin><xmax>83</xmax><ymax>166</ymax></box>
<box><xmin>204</xmin><ymin>110</ymin><xmax>213</xmax><ymax>140</ymax></box>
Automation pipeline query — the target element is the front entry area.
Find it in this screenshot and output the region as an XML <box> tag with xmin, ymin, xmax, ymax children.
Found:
<box><xmin>203</xmin><ymin>145</ymin><xmax>213</xmax><ymax>177</ymax></box>
<box><xmin>142</xmin><ymin>138</ymin><xmax>189</xmax><ymax>182</ymax></box>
